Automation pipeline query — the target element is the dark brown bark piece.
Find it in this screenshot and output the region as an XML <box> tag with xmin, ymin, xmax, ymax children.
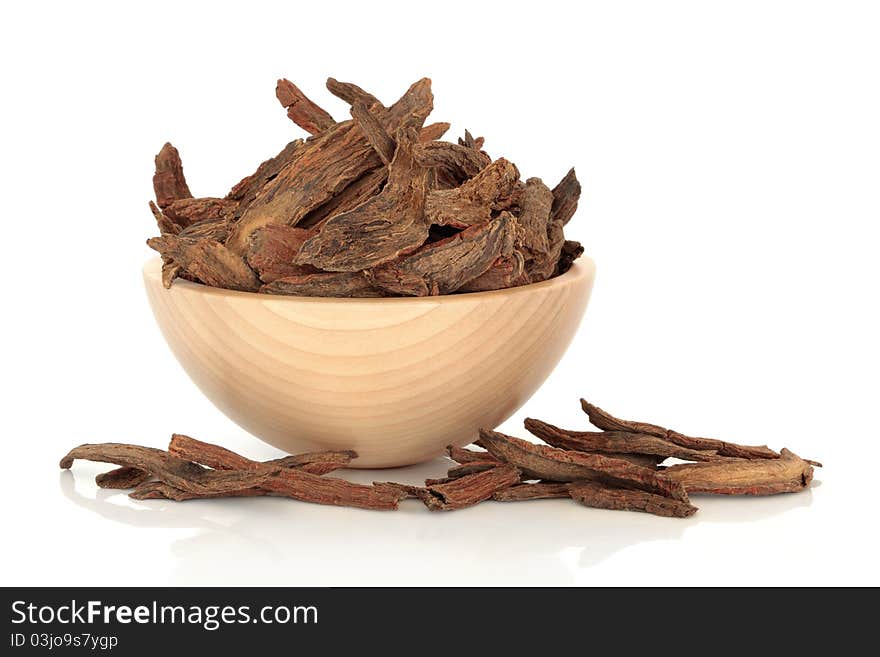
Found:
<box><xmin>59</xmin><ymin>443</ymin><xmax>276</xmax><ymax>495</ymax></box>
<box><xmin>420</xmin><ymin>122</ymin><xmax>451</xmax><ymax>142</ymax></box>
<box><xmin>351</xmin><ymin>102</ymin><xmax>395</xmax><ymax>165</ymax></box>
<box><xmin>95</xmin><ymin>467</ymin><xmax>152</xmax><ymax>490</ymax></box>
<box><xmin>580</xmin><ymin>400</ymin><xmax>781</xmax><ymax>460</ymax></box>
<box><xmin>226</xmin><ymin>139</ymin><xmax>304</xmax><ymax>210</ymax></box>
<box><xmin>372</xmin><ymin>481</ymin><xmax>424</xmax><ymax>499</ymax></box>
<box><xmin>425</xmin><ymin>461</ymin><xmax>498</xmax><ymax>485</ymax></box>
<box><xmin>446</xmin><ymin>445</ymin><xmax>500</xmax><ymax>464</ymax></box>
<box><xmin>492</xmin><ymin>481</ymin><xmax>571</xmax><ymax>501</ymax></box>
<box><xmin>367</xmin><ymin>214</ymin><xmax>516</xmax><ymax>296</ymax></box>
<box><xmin>296</xmin><ymin>114</ymin><xmax>432</xmax><ymax>272</ymax></box>
<box><xmin>459</xmin><ymin>251</ymin><xmax>526</xmax><ymax>292</ymax></box>
<box><xmin>326</xmin><ymin>77</ymin><xmax>382</xmax><ymax>108</ymax></box>
<box><xmin>167</xmin><ymin>434</ymin><xmax>356</xmax><ymax>476</ymax></box>
<box><xmin>414</xmin><ymin>141</ymin><xmax>492</xmax><ymax>185</ymax></box>
<box><xmin>550</xmin><ymin>168</ymin><xmax>581</xmax><ymax>226</ymax></box>
<box><xmin>245</xmin><ymin>225</ymin><xmax>315</xmax><ymax>283</ymax></box>
<box><xmin>153</xmin><ymin>143</ymin><xmax>192</xmax><ymax>209</ymax></box>
<box><xmin>458</xmin><ymin>129</ymin><xmax>485</xmax><ymax>151</ymax></box>
<box><xmin>663</xmin><ymin>448</ymin><xmax>814</xmax><ymax>495</ymax></box>
<box><xmin>227</xmin><ymin>78</ymin><xmax>433</xmax><ymax>255</ymax></box>
<box><xmin>568</xmin><ymin>482</ymin><xmax>698</xmax><ymax>518</ymax></box>
<box><xmin>261</xmin><ymin>471</ymin><xmax>404</xmax><ymax>510</ymax></box>
<box><xmin>423</xmin><ymin>158</ymin><xmax>520</xmax><ymax>228</ymax></box>
<box><xmin>516</xmin><ymin>178</ymin><xmax>566</xmax><ymax>284</ymax></box>
<box><xmin>261</xmin><ymin>271</ymin><xmax>384</xmax><ymax>297</ymax></box>
<box><xmin>477</xmin><ymin>429</ymin><xmax>689</xmax><ymax>502</ymax></box>
<box><xmin>147</xmin><ymin>235</ymin><xmax>261</xmax><ymax>292</ymax></box>
<box><xmin>557</xmin><ymin>240</ymin><xmax>584</xmax><ymax>275</ymax></box>
<box><xmin>162</xmin><ymin>198</ymin><xmax>235</xmax><ymax>230</ymax></box>
<box><xmin>275</xmin><ymin>78</ymin><xmax>336</xmax><ymax>135</ymax></box>
<box><xmin>524</xmin><ymin>418</ymin><xmax>728</xmax><ymax>462</ymax></box>
<box><xmin>419</xmin><ymin>465</ymin><xmax>521</xmax><ymax>511</ymax></box>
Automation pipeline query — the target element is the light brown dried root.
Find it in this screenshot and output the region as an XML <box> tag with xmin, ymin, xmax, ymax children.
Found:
<box><xmin>60</xmin><ymin>444</ymin><xmax>277</xmax><ymax>496</ymax></box>
<box><xmin>167</xmin><ymin>434</ymin><xmax>356</xmax><ymax>476</ymax></box>
<box><xmin>663</xmin><ymin>448</ymin><xmax>814</xmax><ymax>495</ymax></box>
<box><xmin>326</xmin><ymin>77</ymin><xmax>382</xmax><ymax>108</ymax></box>
<box><xmin>446</xmin><ymin>445</ymin><xmax>500</xmax><ymax>464</ymax></box>
<box><xmin>459</xmin><ymin>252</ymin><xmax>526</xmax><ymax>293</ymax></box>
<box><xmin>581</xmin><ymin>400</ymin><xmax>781</xmax><ymax>460</ymax></box>
<box><xmin>95</xmin><ymin>467</ymin><xmax>152</xmax><ymax>490</ymax></box>
<box><xmin>275</xmin><ymin>78</ymin><xmax>336</xmax><ymax>135</ymax></box>
<box><xmin>367</xmin><ymin>214</ymin><xmax>516</xmax><ymax>296</ymax></box>
<box><xmin>146</xmin><ymin>235</ymin><xmax>261</xmax><ymax>292</ymax></box>
<box><xmin>351</xmin><ymin>102</ymin><xmax>395</xmax><ymax>165</ymax></box>
<box><xmin>296</xmin><ymin>114</ymin><xmax>432</xmax><ymax>272</ymax></box>
<box><xmin>424</xmin><ymin>158</ymin><xmax>519</xmax><ymax>228</ymax></box>
<box><xmin>419</xmin><ymin>465</ymin><xmax>521</xmax><ymax>511</ymax></box>
<box><xmin>524</xmin><ymin>418</ymin><xmax>728</xmax><ymax>462</ymax></box>
<box><xmin>420</xmin><ymin>122</ymin><xmax>451</xmax><ymax>142</ymax></box>
<box><xmin>492</xmin><ymin>481</ymin><xmax>570</xmax><ymax>501</ymax></box>
<box><xmin>227</xmin><ymin>78</ymin><xmax>433</xmax><ymax>255</ymax></box>
<box><xmin>153</xmin><ymin>143</ymin><xmax>192</xmax><ymax>209</ymax></box>
<box><xmin>568</xmin><ymin>482</ymin><xmax>697</xmax><ymax>518</ymax></box>
<box><xmin>245</xmin><ymin>225</ymin><xmax>315</xmax><ymax>283</ymax></box>
<box><xmin>162</xmin><ymin>198</ymin><xmax>236</xmax><ymax>230</ymax></box>
<box><xmin>477</xmin><ymin>429</ymin><xmax>688</xmax><ymax>502</ymax></box>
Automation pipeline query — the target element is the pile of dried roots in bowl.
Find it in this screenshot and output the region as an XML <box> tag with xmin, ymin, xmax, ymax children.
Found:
<box><xmin>60</xmin><ymin>400</ymin><xmax>820</xmax><ymax>519</ymax></box>
<box><xmin>146</xmin><ymin>76</ymin><xmax>584</xmax><ymax>297</ymax></box>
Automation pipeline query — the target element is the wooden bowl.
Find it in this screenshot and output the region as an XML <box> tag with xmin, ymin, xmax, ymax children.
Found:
<box><xmin>143</xmin><ymin>257</ymin><xmax>595</xmax><ymax>467</ymax></box>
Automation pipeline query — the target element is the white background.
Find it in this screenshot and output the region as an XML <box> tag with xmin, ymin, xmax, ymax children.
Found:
<box><xmin>2</xmin><ymin>0</ymin><xmax>878</xmax><ymax>586</ymax></box>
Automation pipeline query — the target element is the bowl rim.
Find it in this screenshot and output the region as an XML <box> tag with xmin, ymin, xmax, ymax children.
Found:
<box><xmin>143</xmin><ymin>255</ymin><xmax>595</xmax><ymax>304</ymax></box>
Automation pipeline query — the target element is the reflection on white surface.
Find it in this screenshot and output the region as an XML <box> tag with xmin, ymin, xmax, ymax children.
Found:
<box><xmin>58</xmin><ymin>461</ymin><xmax>814</xmax><ymax>586</ymax></box>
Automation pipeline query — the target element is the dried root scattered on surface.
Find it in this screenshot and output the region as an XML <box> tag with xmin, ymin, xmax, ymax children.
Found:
<box><xmin>60</xmin><ymin>400</ymin><xmax>818</xmax><ymax>519</ymax></box>
<box><xmin>146</xmin><ymin>77</ymin><xmax>584</xmax><ymax>297</ymax></box>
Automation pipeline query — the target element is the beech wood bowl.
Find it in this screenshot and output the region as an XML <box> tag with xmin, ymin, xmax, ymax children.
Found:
<box><xmin>143</xmin><ymin>257</ymin><xmax>595</xmax><ymax>467</ymax></box>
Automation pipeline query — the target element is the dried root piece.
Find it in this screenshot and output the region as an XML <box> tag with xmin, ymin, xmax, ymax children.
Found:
<box><xmin>515</xmin><ymin>178</ymin><xmax>566</xmax><ymax>284</ymax></box>
<box><xmin>226</xmin><ymin>139</ymin><xmax>305</xmax><ymax>210</ymax></box>
<box><xmin>524</xmin><ymin>418</ymin><xmax>728</xmax><ymax>462</ymax></box>
<box><xmin>556</xmin><ymin>240</ymin><xmax>584</xmax><ymax>275</ymax></box>
<box><xmin>664</xmin><ymin>448</ymin><xmax>814</xmax><ymax>495</ymax></box>
<box><xmin>550</xmin><ymin>168</ymin><xmax>581</xmax><ymax>226</ymax></box>
<box><xmin>420</xmin><ymin>122</ymin><xmax>451</xmax><ymax>142</ymax></box>
<box><xmin>129</xmin><ymin>481</ymin><xmax>265</xmax><ymax>501</ymax></box>
<box><xmin>477</xmin><ymin>429</ymin><xmax>688</xmax><ymax>502</ymax></box>
<box><xmin>167</xmin><ymin>434</ymin><xmax>356</xmax><ymax>476</ymax></box>
<box><xmin>415</xmin><ymin>141</ymin><xmax>492</xmax><ymax>186</ymax></box>
<box><xmin>298</xmin><ymin>167</ymin><xmax>387</xmax><ymax>230</ymax></box>
<box><xmin>446</xmin><ymin>445</ymin><xmax>500</xmax><ymax>464</ymax></box>
<box><xmin>275</xmin><ymin>78</ymin><xmax>336</xmax><ymax>135</ymax></box>
<box><xmin>568</xmin><ymin>482</ymin><xmax>698</xmax><ymax>518</ymax></box>
<box><xmin>261</xmin><ymin>271</ymin><xmax>384</xmax><ymax>297</ymax></box>
<box><xmin>246</xmin><ymin>225</ymin><xmax>315</xmax><ymax>283</ymax></box>
<box><xmin>351</xmin><ymin>102</ymin><xmax>395</xmax><ymax>165</ymax></box>
<box><xmin>59</xmin><ymin>444</ymin><xmax>277</xmax><ymax>496</ymax></box>
<box><xmin>149</xmin><ymin>201</ymin><xmax>179</xmax><ymax>235</ymax></box>
<box><xmin>424</xmin><ymin>158</ymin><xmax>519</xmax><ymax>228</ymax></box>
<box><xmin>326</xmin><ymin>77</ymin><xmax>382</xmax><ymax>108</ymax></box>
<box><xmin>178</xmin><ymin>217</ymin><xmax>234</xmax><ymax>242</ymax></box>
<box><xmin>459</xmin><ymin>251</ymin><xmax>525</xmax><ymax>293</ymax></box>
<box><xmin>162</xmin><ymin>198</ymin><xmax>235</xmax><ymax>230</ymax></box>
<box><xmin>425</xmin><ymin>461</ymin><xmax>499</xmax><ymax>485</ymax></box>
<box><xmin>367</xmin><ymin>214</ymin><xmax>516</xmax><ymax>296</ymax></box>
<box><xmin>419</xmin><ymin>465</ymin><xmax>521</xmax><ymax>511</ymax></box>
<box><xmin>581</xmin><ymin>400</ymin><xmax>781</xmax><ymax>460</ymax></box>
<box><xmin>153</xmin><ymin>143</ymin><xmax>192</xmax><ymax>209</ymax></box>
<box><xmin>492</xmin><ymin>481</ymin><xmax>570</xmax><ymax>501</ymax></box>
<box><xmin>95</xmin><ymin>467</ymin><xmax>152</xmax><ymax>490</ymax></box>
<box><xmin>261</xmin><ymin>471</ymin><xmax>404</xmax><ymax>510</ymax></box>
<box><xmin>296</xmin><ymin>115</ymin><xmax>432</xmax><ymax>272</ymax></box>
<box><xmin>458</xmin><ymin>129</ymin><xmax>485</xmax><ymax>151</ymax></box>
<box><xmin>228</xmin><ymin>78</ymin><xmax>434</xmax><ymax>256</ymax></box>
<box><xmin>146</xmin><ymin>235</ymin><xmax>261</xmax><ymax>292</ymax></box>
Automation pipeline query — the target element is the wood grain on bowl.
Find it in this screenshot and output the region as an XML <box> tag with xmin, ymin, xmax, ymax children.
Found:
<box><xmin>143</xmin><ymin>257</ymin><xmax>595</xmax><ymax>467</ymax></box>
